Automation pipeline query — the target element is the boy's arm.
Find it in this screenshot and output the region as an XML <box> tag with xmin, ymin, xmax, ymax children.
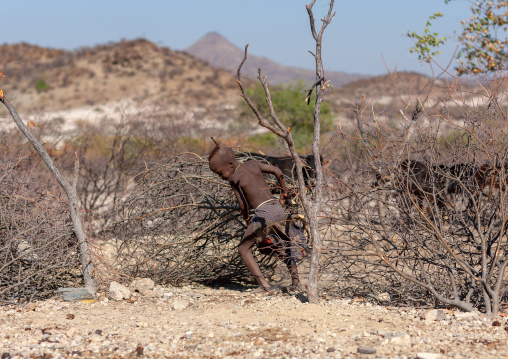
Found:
<box><xmin>230</xmin><ymin>180</ymin><xmax>250</xmax><ymax>223</ymax></box>
<box><xmin>258</xmin><ymin>163</ymin><xmax>289</xmax><ymax>203</ymax></box>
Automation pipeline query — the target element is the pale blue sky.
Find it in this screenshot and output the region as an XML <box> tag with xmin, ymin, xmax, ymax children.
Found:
<box><xmin>2</xmin><ymin>0</ymin><xmax>469</xmax><ymax>76</ymax></box>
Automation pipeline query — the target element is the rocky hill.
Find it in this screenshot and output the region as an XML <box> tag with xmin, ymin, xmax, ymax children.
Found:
<box><xmin>0</xmin><ymin>38</ymin><xmax>481</xmax><ymax>145</ymax></box>
<box><xmin>0</xmin><ymin>39</ymin><xmax>239</xmax><ymax>113</ymax></box>
<box><xmin>185</xmin><ymin>32</ymin><xmax>365</xmax><ymax>87</ymax></box>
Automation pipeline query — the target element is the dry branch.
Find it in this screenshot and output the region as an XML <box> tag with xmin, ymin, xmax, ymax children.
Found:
<box><xmin>0</xmin><ymin>96</ymin><xmax>95</xmax><ymax>296</ymax></box>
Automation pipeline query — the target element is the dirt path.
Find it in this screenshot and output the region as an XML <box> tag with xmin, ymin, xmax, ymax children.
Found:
<box><xmin>1</xmin><ymin>284</ymin><xmax>507</xmax><ymax>358</ymax></box>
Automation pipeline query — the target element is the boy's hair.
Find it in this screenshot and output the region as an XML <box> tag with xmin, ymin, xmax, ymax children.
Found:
<box><xmin>208</xmin><ymin>137</ymin><xmax>236</xmax><ymax>171</ymax></box>
<box><xmin>209</xmin><ymin>137</ymin><xmax>221</xmax><ymax>162</ymax></box>
<box><xmin>208</xmin><ymin>137</ymin><xmax>235</xmax><ymax>164</ymax></box>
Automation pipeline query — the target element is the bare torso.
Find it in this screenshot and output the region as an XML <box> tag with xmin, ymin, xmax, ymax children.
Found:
<box><xmin>228</xmin><ymin>160</ymin><xmax>275</xmax><ymax>210</ymax></box>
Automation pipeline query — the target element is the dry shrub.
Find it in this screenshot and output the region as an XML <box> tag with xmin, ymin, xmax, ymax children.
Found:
<box><xmin>319</xmin><ymin>74</ymin><xmax>508</xmax><ymax>315</ymax></box>
<box><xmin>104</xmin><ymin>153</ymin><xmax>279</xmax><ymax>285</ymax></box>
<box><xmin>0</xmin><ymin>156</ymin><xmax>81</xmax><ymax>302</ymax></box>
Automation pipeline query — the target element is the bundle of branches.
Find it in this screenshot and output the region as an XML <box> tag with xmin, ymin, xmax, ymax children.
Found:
<box><xmin>322</xmin><ymin>77</ymin><xmax>508</xmax><ymax>316</ymax></box>
<box><xmin>106</xmin><ymin>153</ymin><xmax>279</xmax><ymax>285</ymax></box>
<box><xmin>0</xmin><ymin>156</ymin><xmax>82</xmax><ymax>302</ymax></box>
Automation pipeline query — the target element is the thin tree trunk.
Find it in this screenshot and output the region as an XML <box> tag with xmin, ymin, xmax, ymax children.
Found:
<box><xmin>236</xmin><ymin>0</ymin><xmax>335</xmax><ymax>303</ymax></box>
<box><xmin>0</xmin><ymin>96</ymin><xmax>96</xmax><ymax>296</ymax></box>
<box><xmin>305</xmin><ymin>0</ymin><xmax>335</xmax><ymax>303</ymax></box>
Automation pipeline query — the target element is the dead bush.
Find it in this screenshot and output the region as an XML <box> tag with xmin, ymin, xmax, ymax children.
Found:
<box><xmin>104</xmin><ymin>153</ymin><xmax>285</xmax><ymax>285</ymax></box>
<box><xmin>320</xmin><ymin>75</ymin><xmax>508</xmax><ymax>316</ymax></box>
<box><xmin>0</xmin><ymin>156</ymin><xmax>81</xmax><ymax>302</ymax></box>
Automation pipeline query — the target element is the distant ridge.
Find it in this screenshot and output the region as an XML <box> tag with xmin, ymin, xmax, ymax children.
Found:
<box><xmin>0</xmin><ymin>38</ymin><xmax>239</xmax><ymax>112</ymax></box>
<box><xmin>185</xmin><ymin>32</ymin><xmax>366</xmax><ymax>87</ymax></box>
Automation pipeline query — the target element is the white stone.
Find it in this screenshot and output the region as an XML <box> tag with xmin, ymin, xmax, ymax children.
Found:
<box><xmin>455</xmin><ymin>311</ymin><xmax>479</xmax><ymax>320</ymax></box>
<box><xmin>130</xmin><ymin>278</ymin><xmax>155</xmax><ymax>295</ymax></box>
<box><xmin>377</xmin><ymin>292</ymin><xmax>391</xmax><ymax>302</ymax></box>
<box><xmin>172</xmin><ymin>299</ymin><xmax>189</xmax><ymax>310</ymax></box>
<box><xmin>423</xmin><ymin>309</ymin><xmax>446</xmax><ymax>323</ymax></box>
<box><xmin>13</xmin><ymin>239</ymin><xmax>39</xmax><ymax>262</ymax></box>
<box><xmin>253</xmin><ymin>348</ymin><xmax>264</xmax><ymax>358</ymax></box>
<box><xmin>416</xmin><ymin>353</ymin><xmax>441</xmax><ymax>359</ymax></box>
<box><xmin>381</xmin><ymin>332</ymin><xmax>411</xmax><ymax>345</ymax></box>
<box><xmin>66</xmin><ymin>327</ymin><xmax>76</xmax><ymax>338</ymax></box>
<box><xmin>109</xmin><ymin>281</ymin><xmax>132</xmax><ymax>301</ymax></box>
<box><xmin>90</xmin><ymin>334</ymin><xmax>103</xmax><ymax>343</ymax></box>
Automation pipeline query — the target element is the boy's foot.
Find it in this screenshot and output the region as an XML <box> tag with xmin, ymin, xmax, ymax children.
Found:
<box><xmin>284</xmin><ymin>284</ymin><xmax>303</xmax><ymax>294</ymax></box>
<box><xmin>250</xmin><ymin>286</ymin><xmax>273</xmax><ymax>296</ymax></box>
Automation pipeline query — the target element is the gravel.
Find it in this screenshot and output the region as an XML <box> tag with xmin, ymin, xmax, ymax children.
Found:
<box><xmin>1</xmin><ymin>284</ymin><xmax>507</xmax><ymax>358</ymax></box>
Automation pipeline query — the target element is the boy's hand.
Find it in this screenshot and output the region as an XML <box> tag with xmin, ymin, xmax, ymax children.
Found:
<box><xmin>280</xmin><ymin>192</ymin><xmax>289</xmax><ymax>206</ymax></box>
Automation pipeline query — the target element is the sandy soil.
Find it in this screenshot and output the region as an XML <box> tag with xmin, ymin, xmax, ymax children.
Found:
<box><xmin>1</xmin><ymin>283</ymin><xmax>508</xmax><ymax>359</ymax></box>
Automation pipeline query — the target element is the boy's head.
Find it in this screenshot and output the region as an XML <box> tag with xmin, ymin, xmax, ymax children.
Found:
<box><xmin>208</xmin><ymin>138</ymin><xmax>237</xmax><ymax>180</ymax></box>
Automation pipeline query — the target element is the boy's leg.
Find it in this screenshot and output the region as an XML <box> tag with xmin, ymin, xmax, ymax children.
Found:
<box><xmin>285</xmin><ymin>259</ymin><xmax>302</xmax><ymax>291</ymax></box>
<box><xmin>238</xmin><ymin>224</ymin><xmax>271</xmax><ymax>292</ymax></box>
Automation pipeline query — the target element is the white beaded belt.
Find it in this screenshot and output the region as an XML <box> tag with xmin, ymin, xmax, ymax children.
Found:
<box><xmin>255</xmin><ymin>198</ymin><xmax>277</xmax><ymax>210</ymax></box>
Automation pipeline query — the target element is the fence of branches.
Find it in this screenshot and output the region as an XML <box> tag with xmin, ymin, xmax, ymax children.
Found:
<box><xmin>103</xmin><ymin>152</ymin><xmax>289</xmax><ymax>285</ymax></box>
<box><xmin>317</xmin><ymin>76</ymin><xmax>508</xmax><ymax>316</ymax></box>
<box><xmin>0</xmin><ymin>156</ymin><xmax>82</xmax><ymax>302</ymax></box>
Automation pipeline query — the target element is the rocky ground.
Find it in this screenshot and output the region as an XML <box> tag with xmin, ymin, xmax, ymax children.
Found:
<box><xmin>1</xmin><ymin>282</ymin><xmax>507</xmax><ymax>359</ymax></box>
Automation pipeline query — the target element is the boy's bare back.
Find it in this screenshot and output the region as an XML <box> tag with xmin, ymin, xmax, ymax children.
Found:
<box><xmin>208</xmin><ymin>144</ymin><xmax>288</xmax><ymax>222</ymax></box>
<box><xmin>229</xmin><ymin>160</ymin><xmax>284</xmax><ymax>210</ymax></box>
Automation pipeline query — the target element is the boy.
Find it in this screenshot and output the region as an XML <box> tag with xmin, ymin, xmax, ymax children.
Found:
<box><xmin>208</xmin><ymin>138</ymin><xmax>307</xmax><ymax>294</ymax></box>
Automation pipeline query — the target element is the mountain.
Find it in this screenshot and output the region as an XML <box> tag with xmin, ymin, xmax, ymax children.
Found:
<box><xmin>0</xmin><ymin>39</ymin><xmax>239</xmax><ymax>113</ymax></box>
<box><xmin>185</xmin><ymin>32</ymin><xmax>366</xmax><ymax>87</ymax></box>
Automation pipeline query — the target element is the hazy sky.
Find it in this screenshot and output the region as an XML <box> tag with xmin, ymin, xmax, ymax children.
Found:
<box><xmin>2</xmin><ymin>0</ymin><xmax>470</xmax><ymax>76</ymax></box>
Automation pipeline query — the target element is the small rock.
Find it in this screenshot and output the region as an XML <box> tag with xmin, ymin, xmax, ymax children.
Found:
<box><xmin>377</xmin><ymin>292</ymin><xmax>390</xmax><ymax>302</ymax></box>
<box><xmin>357</xmin><ymin>346</ymin><xmax>376</xmax><ymax>354</ymax></box>
<box><xmin>66</xmin><ymin>314</ymin><xmax>75</xmax><ymax>320</ymax></box>
<box><xmin>253</xmin><ymin>348</ymin><xmax>264</xmax><ymax>358</ymax></box>
<box><xmin>130</xmin><ymin>278</ymin><xmax>155</xmax><ymax>295</ymax></box>
<box><xmin>492</xmin><ymin>320</ymin><xmax>501</xmax><ymax>326</ymax></box>
<box><xmin>109</xmin><ymin>282</ymin><xmax>132</xmax><ymax>301</ymax></box>
<box><xmin>172</xmin><ymin>299</ymin><xmax>189</xmax><ymax>310</ymax></box>
<box><xmin>135</xmin><ymin>346</ymin><xmax>143</xmax><ymax>357</ymax></box>
<box><xmin>326</xmin><ymin>347</ymin><xmax>335</xmax><ymax>352</ymax></box>
<box><xmin>455</xmin><ymin>311</ymin><xmax>479</xmax><ymax>320</ymax></box>
<box><xmin>13</xmin><ymin>239</ymin><xmax>39</xmax><ymax>262</ymax></box>
<box><xmin>66</xmin><ymin>327</ymin><xmax>76</xmax><ymax>338</ymax></box>
<box><xmin>57</xmin><ymin>288</ymin><xmax>94</xmax><ymax>302</ymax></box>
<box><xmin>423</xmin><ymin>309</ymin><xmax>446</xmax><ymax>323</ymax></box>
<box><xmin>1</xmin><ymin>353</ymin><xmax>11</xmax><ymax>359</ymax></box>
<box><xmin>90</xmin><ymin>334</ymin><xmax>103</xmax><ymax>343</ymax></box>
<box><xmin>416</xmin><ymin>353</ymin><xmax>441</xmax><ymax>359</ymax></box>
<box><xmin>185</xmin><ymin>331</ymin><xmax>192</xmax><ymax>339</ymax></box>
<box><xmin>381</xmin><ymin>332</ymin><xmax>411</xmax><ymax>345</ymax></box>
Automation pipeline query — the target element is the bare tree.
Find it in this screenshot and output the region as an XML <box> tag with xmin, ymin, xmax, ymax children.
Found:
<box><xmin>236</xmin><ymin>0</ymin><xmax>335</xmax><ymax>303</ymax></box>
<box><xmin>0</xmin><ymin>94</ymin><xmax>96</xmax><ymax>296</ymax></box>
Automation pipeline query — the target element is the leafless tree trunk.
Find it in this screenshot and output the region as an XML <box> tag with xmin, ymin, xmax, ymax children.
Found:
<box><xmin>236</xmin><ymin>0</ymin><xmax>335</xmax><ymax>303</ymax></box>
<box><xmin>0</xmin><ymin>96</ymin><xmax>96</xmax><ymax>296</ymax></box>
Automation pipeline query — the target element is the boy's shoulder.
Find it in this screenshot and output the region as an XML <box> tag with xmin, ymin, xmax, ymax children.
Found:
<box><xmin>230</xmin><ymin>161</ymin><xmax>260</xmax><ymax>181</ymax></box>
<box><xmin>242</xmin><ymin>159</ymin><xmax>261</xmax><ymax>166</ymax></box>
